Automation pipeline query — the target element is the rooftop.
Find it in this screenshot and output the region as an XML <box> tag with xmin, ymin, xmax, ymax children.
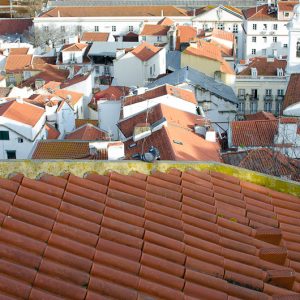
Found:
<box><xmin>140</xmin><ymin>24</ymin><xmax>170</xmax><ymax>36</ymax></box>
<box><xmin>131</xmin><ymin>42</ymin><xmax>162</xmax><ymax>61</ymax></box>
<box><xmin>9</xmin><ymin>47</ymin><xmax>30</xmax><ymax>55</ymax></box>
<box><xmin>0</xmin><ymin>18</ymin><xmax>32</xmax><ymax>35</ymax></box>
<box><xmin>0</xmin><ymin>160</ymin><xmax>298</xmax><ymax>299</ymax></box>
<box><xmin>61</xmin><ymin>43</ymin><xmax>88</xmax><ymax>52</ymax></box>
<box><xmin>65</xmin><ymin>124</ymin><xmax>109</xmax><ymax>141</ymax></box>
<box><xmin>81</xmin><ymin>32</ymin><xmax>110</xmax><ymax>42</ymax></box>
<box><xmin>238</xmin><ymin>57</ymin><xmax>287</xmax><ymax>77</ymax></box>
<box><xmin>0</xmin><ymin>100</ymin><xmax>44</xmax><ymax>127</ymax></box>
<box><xmin>243</xmin><ymin>4</ymin><xmax>277</xmax><ymax>20</ymax></box>
<box><xmin>75</xmin><ymin>119</ymin><xmax>99</xmax><ymax>128</ymax></box>
<box><xmin>5</xmin><ymin>54</ymin><xmax>32</xmax><ymax>72</ymax></box>
<box><xmin>245</xmin><ymin>111</ymin><xmax>277</xmax><ymax>121</ymax></box>
<box><xmin>39</xmin><ymin>6</ymin><xmax>188</xmax><ymax>17</ymax></box>
<box><xmin>231</xmin><ymin>119</ymin><xmax>278</xmax><ymax>147</ymax></box>
<box><xmin>282</xmin><ymin>73</ymin><xmax>300</xmax><ymax>111</ymax></box>
<box><xmin>123</xmin><ymin>84</ymin><xmax>197</xmax><ymax>107</ymax></box>
<box><xmin>278</xmin><ymin>1</ymin><xmax>299</xmax><ymax>12</ymax></box>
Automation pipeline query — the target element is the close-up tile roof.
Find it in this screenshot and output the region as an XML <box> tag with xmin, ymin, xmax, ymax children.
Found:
<box><xmin>65</xmin><ymin>124</ymin><xmax>109</xmax><ymax>141</ymax></box>
<box><xmin>140</xmin><ymin>24</ymin><xmax>171</xmax><ymax>36</ymax></box>
<box><xmin>9</xmin><ymin>47</ymin><xmax>30</xmax><ymax>55</ymax></box>
<box><xmin>0</xmin><ymin>166</ymin><xmax>299</xmax><ymax>299</ymax></box>
<box><xmin>231</xmin><ymin>119</ymin><xmax>279</xmax><ymax>147</ymax></box>
<box><xmin>45</xmin><ymin>123</ymin><xmax>60</xmax><ymax>140</ymax></box>
<box><xmin>81</xmin><ymin>32</ymin><xmax>110</xmax><ymax>42</ymax></box>
<box><xmin>40</xmin><ymin>6</ymin><xmax>188</xmax><ymax>17</ymax></box>
<box><xmin>282</xmin><ymin>73</ymin><xmax>300</xmax><ymax>111</ymax></box>
<box><xmin>131</xmin><ymin>42</ymin><xmax>162</xmax><ymax>62</ymax></box>
<box><xmin>123</xmin><ymin>84</ymin><xmax>197</xmax><ymax>107</ymax></box>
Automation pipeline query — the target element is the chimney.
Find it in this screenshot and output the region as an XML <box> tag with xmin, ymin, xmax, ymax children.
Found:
<box><xmin>193</xmin><ymin>8</ymin><xmax>196</xmax><ymax>17</ymax></box>
<box><xmin>205</xmin><ymin>128</ymin><xmax>216</xmax><ymax>142</ymax></box>
<box><xmin>161</xmin><ymin>9</ymin><xmax>164</xmax><ymax>17</ymax></box>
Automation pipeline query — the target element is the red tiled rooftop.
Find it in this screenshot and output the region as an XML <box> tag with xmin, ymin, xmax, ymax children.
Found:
<box><xmin>283</xmin><ymin>73</ymin><xmax>300</xmax><ymax>111</ymax></box>
<box><xmin>65</xmin><ymin>124</ymin><xmax>109</xmax><ymax>141</ymax></box>
<box><xmin>176</xmin><ymin>25</ymin><xmax>198</xmax><ymax>48</ymax></box>
<box><xmin>75</xmin><ymin>119</ymin><xmax>99</xmax><ymax>128</ymax></box>
<box><xmin>0</xmin><ymin>166</ymin><xmax>298</xmax><ymax>299</ymax></box>
<box><xmin>61</xmin><ymin>43</ymin><xmax>88</xmax><ymax>52</ymax></box>
<box><xmin>131</xmin><ymin>42</ymin><xmax>162</xmax><ymax>61</ymax></box>
<box><xmin>123</xmin><ymin>84</ymin><xmax>197</xmax><ymax>107</ymax></box>
<box><xmin>245</xmin><ymin>111</ymin><xmax>277</xmax><ymax>121</ymax></box>
<box><xmin>5</xmin><ymin>54</ymin><xmax>32</xmax><ymax>72</ymax></box>
<box><xmin>45</xmin><ymin>123</ymin><xmax>60</xmax><ymax>139</ymax></box>
<box><xmin>157</xmin><ymin>17</ymin><xmax>174</xmax><ymax>25</ymax></box>
<box><xmin>81</xmin><ymin>32</ymin><xmax>110</xmax><ymax>42</ymax></box>
<box><xmin>231</xmin><ymin>119</ymin><xmax>278</xmax><ymax>147</ymax></box>
<box><xmin>0</xmin><ymin>18</ymin><xmax>32</xmax><ymax>35</ymax></box>
<box><xmin>140</xmin><ymin>24</ymin><xmax>170</xmax><ymax>36</ymax></box>
<box><xmin>9</xmin><ymin>47</ymin><xmax>29</xmax><ymax>55</ymax></box>
<box><xmin>278</xmin><ymin>1</ymin><xmax>299</xmax><ymax>12</ymax></box>
<box><xmin>243</xmin><ymin>4</ymin><xmax>277</xmax><ymax>20</ymax></box>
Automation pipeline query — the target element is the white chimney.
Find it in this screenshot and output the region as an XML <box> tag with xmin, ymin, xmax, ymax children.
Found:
<box><xmin>15</xmin><ymin>96</ymin><xmax>23</xmax><ymax>104</ymax></box>
<box><xmin>107</xmin><ymin>142</ymin><xmax>124</xmax><ymax>160</ymax></box>
<box><xmin>205</xmin><ymin>128</ymin><xmax>216</xmax><ymax>142</ymax></box>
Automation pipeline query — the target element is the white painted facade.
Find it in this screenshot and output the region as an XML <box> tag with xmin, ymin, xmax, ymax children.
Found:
<box><xmin>235</xmin><ymin>73</ymin><xmax>288</xmax><ymax>116</ymax></box>
<box><xmin>0</xmin><ymin>77</ymin><xmax>6</xmax><ymax>87</ymax></box>
<box><xmin>62</xmin><ymin>47</ymin><xmax>87</xmax><ymax>64</ymax></box>
<box><xmin>286</xmin><ymin>4</ymin><xmax>300</xmax><ymax>74</ymax></box>
<box><xmin>62</xmin><ymin>73</ymin><xmax>93</xmax><ymax>118</ymax></box>
<box><xmin>190</xmin><ymin>6</ymin><xmax>243</xmax><ymax>60</ymax></box>
<box><xmin>122</xmin><ymin>94</ymin><xmax>197</xmax><ymax>118</ymax></box>
<box><xmin>97</xmin><ymin>100</ymin><xmax>122</xmax><ymax>140</ymax></box>
<box><xmin>0</xmin><ymin>104</ymin><xmax>46</xmax><ymax>159</ymax></box>
<box><xmin>113</xmin><ymin>47</ymin><xmax>166</xmax><ymax>87</ymax></box>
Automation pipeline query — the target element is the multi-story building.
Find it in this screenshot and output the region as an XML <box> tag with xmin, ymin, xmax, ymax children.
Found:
<box><xmin>190</xmin><ymin>5</ymin><xmax>244</xmax><ymax>60</ymax></box>
<box><xmin>243</xmin><ymin>1</ymin><xmax>297</xmax><ymax>59</ymax></box>
<box><xmin>235</xmin><ymin>57</ymin><xmax>288</xmax><ymax>116</ymax></box>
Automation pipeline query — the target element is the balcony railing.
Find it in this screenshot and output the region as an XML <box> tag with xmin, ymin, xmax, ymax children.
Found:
<box><xmin>249</xmin><ymin>96</ymin><xmax>259</xmax><ymax>101</ymax></box>
<box><xmin>238</xmin><ymin>95</ymin><xmax>246</xmax><ymax>100</ymax></box>
<box><xmin>264</xmin><ymin>95</ymin><xmax>274</xmax><ymax>101</ymax></box>
<box><xmin>276</xmin><ymin>95</ymin><xmax>284</xmax><ymax>101</ymax></box>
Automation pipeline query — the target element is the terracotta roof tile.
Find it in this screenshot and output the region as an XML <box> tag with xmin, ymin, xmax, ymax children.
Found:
<box><xmin>157</xmin><ymin>17</ymin><xmax>174</xmax><ymax>25</ymax></box>
<box><xmin>245</xmin><ymin>111</ymin><xmax>276</xmax><ymax>121</ymax></box>
<box><xmin>0</xmin><ymin>100</ymin><xmax>44</xmax><ymax>127</ymax></box>
<box><xmin>278</xmin><ymin>1</ymin><xmax>299</xmax><ymax>12</ymax></box>
<box><xmin>243</xmin><ymin>4</ymin><xmax>277</xmax><ymax>20</ymax></box>
<box><xmin>65</xmin><ymin>124</ymin><xmax>109</xmax><ymax>141</ymax></box>
<box><xmin>141</xmin><ymin>24</ymin><xmax>170</xmax><ymax>36</ymax></box>
<box><xmin>283</xmin><ymin>73</ymin><xmax>300</xmax><ymax>111</ymax></box>
<box><xmin>45</xmin><ymin>123</ymin><xmax>60</xmax><ymax>139</ymax></box>
<box><xmin>131</xmin><ymin>42</ymin><xmax>161</xmax><ymax>61</ymax></box>
<box><xmin>61</xmin><ymin>43</ymin><xmax>88</xmax><ymax>52</ymax></box>
<box><xmin>9</xmin><ymin>47</ymin><xmax>29</xmax><ymax>55</ymax></box>
<box><xmin>0</xmin><ymin>18</ymin><xmax>32</xmax><ymax>35</ymax></box>
<box><xmin>41</xmin><ymin>6</ymin><xmax>188</xmax><ymax>17</ymax></box>
<box><xmin>53</xmin><ymin>89</ymin><xmax>83</xmax><ymax>107</ymax></box>
<box><xmin>238</xmin><ymin>57</ymin><xmax>287</xmax><ymax>76</ymax></box>
<box><xmin>231</xmin><ymin>119</ymin><xmax>278</xmax><ymax>147</ymax></box>
<box><xmin>81</xmin><ymin>32</ymin><xmax>109</xmax><ymax>42</ymax></box>
<box><xmin>75</xmin><ymin>119</ymin><xmax>98</xmax><ymax>128</ymax></box>
<box><xmin>0</xmin><ymin>167</ymin><xmax>299</xmax><ymax>298</ymax></box>
<box><xmin>5</xmin><ymin>54</ymin><xmax>32</xmax><ymax>72</ymax></box>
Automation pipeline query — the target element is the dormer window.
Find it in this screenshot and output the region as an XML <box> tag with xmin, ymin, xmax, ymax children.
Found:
<box><xmin>277</xmin><ymin>68</ymin><xmax>284</xmax><ymax>77</ymax></box>
<box><xmin>284</xmin><ymin>12</ymin><xmax>290</xmax><ymax>17</ymax></box>
<box><xmin>251</xmin><ymin>67</ymin><xmax>257</xmax><ymax>78</ymax></box>
<box><xmin>297</xmin><ymin>40</ymin><xmax>300</xmax><ymax>57</ymax></box>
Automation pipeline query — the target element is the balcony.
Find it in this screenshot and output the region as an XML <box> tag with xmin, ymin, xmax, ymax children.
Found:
<box><xmin>238</xmin><ymin>95</ymin><xmax>246</xmax><ymax>100</ymax></box>
<box><xmin>264</xmin><ymin>95</ymin><xmax>274</xmax><ymax>101</ymax></box>
<box><xmin>276</xmin><ymin>95</ymin><xmax>284</xmax><ymax>101</ymax></box>
<box><xmin>249</xmin><ymin>95</ymin><xmax>259</xmax><ymax>101</ymax></box>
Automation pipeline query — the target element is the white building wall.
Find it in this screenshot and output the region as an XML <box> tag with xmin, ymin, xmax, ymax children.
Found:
<box><xmin>98</xmin><ymin>100</ymin><xmax>122</xmax><ymax>140</ymax></box>
<box><xmin>244</xmin><ymin>20</ymin><xmax>289</xmax><ymax>59</ymax></box>
<box><xmin>122</xmin><ymin>95</ymin><xmax>197</xmax><ymax>118</ymax></box>
<box><xmin>62</xmin><ymin>50</ymin><xmax>85</xmax><ymax>64</ymax></box>
<box><xmin>0</xmin><ymin>78</ymin><xmax>6</xmax><ymax>87</ymax></box>
<box><xmin>62</xmin><ymin>74</ymin><xmax>93</xmax><ymax>118</ymax></box>
<box><xmin>73</xmin><ymin>98</ymin><xmax>84</xmax><ymax>119</ymax></box>
<box><xmin>140</xmin><ymin>35</ymin><xmax>169</xmax><ymax>44</ymax></box>
<box><xmin>57</xmin><ymin>103</ymin><xmax>76</xmax><ymax>136</ymax></box>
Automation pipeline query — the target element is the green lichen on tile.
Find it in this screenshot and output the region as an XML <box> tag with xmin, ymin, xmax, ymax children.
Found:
<box><xmin>0</xmin><ymin>160</ymin><xmax>299</xmax><ymax>196</ymax></box>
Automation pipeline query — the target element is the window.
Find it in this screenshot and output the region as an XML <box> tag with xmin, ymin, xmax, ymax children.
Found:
<box><xmin>263</xmin><ymin>24</ymin><xmax>267</xmax><ymax>30</ymax></box>
<box><xmin>263</xmin><ymin>36</ymin><xmax>267</xmax><ymax>43</ymax></box>
<box><xmin>61</xmin><ymin>26</ymin><xmax>65</xmax><ymax>33</ymax></box>
<box><xmin>262</xmin><ymin>49</ymin><xmax>267</xmax><ymax>56</ymax></box>
<box><xmin>217</xmin><ymin>23</ymin><xmax>224</xmax><ymax>30</ymax></box>
<box><xmin>297</xmin><ymin>40</ymin><xmax>300</xmax><ymax>57</ymax></box>
<box><xmin>284</xmin><ymin>12</ymin><xmax>290</xmax><ymax>17</ymax></box>
<box><xmin>284</xmin><ymin>44</ymin><xmax>288</xmax><ymax>48</ymax></box>
<box><xmin>104</xmin><ymin>65</ymin><xmax>110</xmax><ymax>75</ymax></box>
<box><xmin>95</xmin><ymin>66</ymin><xmax>100</xmax><ymax>74</ymax></box>
<box><xmin>275</xmin><ymin>101</ymin><xmax>282</xmax><ymax>115</ymax></box>
<box><xmin>238</xmin><ymin>101</ymin><xmax>245</xmax><ymax>113</ymax></box>
<box><xmin>129</xmin><ymin>26</ymin><xmax>133</xmax><ymax>32</ymax></box>
<box><xmin>277</xmin><ymin>89</ymin><xmax>284</xmax><ymax>96</ymax></box>
<box><xmin>70</xmin><ymin>53</ymin><xmax>75</xmax><ymax>62</ymax></box>
<box><xmin>112</xmin><ymin>26</ymin><xmax>116</xmax><ymax>32</ymax></box>
<box><xmin>251</xmin><ymin>89</ymin><xmax>258</xmax><ymax>98</ymax></box>
<box><xmin>233</xmin><ymin>24</ymin><xmax>238</xmax><ymax>33</ymax></box>
<box><xmin>6</xmin><ymin>150</ymin><xmax>16</xmax><ymax>159</ymax></box>
<box><xmin>252</xmin><ymin>49</ymin><xmax>256</xmax><ymax>55</ymax></box>
<box><xmin>252</xmin><ymin>36</ymin><xmax>256</xmax><ymax>43</ymax></box>
<box><xmin>266</xmin><ymin>89</ymin><xmax>272</xmax><ymax>96</ymax></box>
<box><xmin>157</xmin><ymin>36</ymin><xmax>162</xmax><ymax>42</ymax></box>
<box><xmin>77</xmin><ymin>25</ymin><xmax>82</xmax><ymax>33</ymax></box>
<box><xmin>253</xmin><ymin>24</ymin><xmax>257</xmax><ymax>30</ymax></box>
<box><xmin>95</xmin><ymin>26</ymin><xmax>99</xmax><ymax>32</ymax></box>
<box><xmin>264</xmin><ymin>101</ymin><xmax>272</xmax><ymax>112</ymax></box>
<box><xmin>0</xmin><ymin>131</ymin><xmax>9</xmax><ymax>140</ymax></box>
<box><xmin>238</xmin><ymin>89</ymin><xmax>245</xmax><ymax>96</ymax></box>
<box><xmin>273</xmin><ymin>24</ymin><xmax>278</xmax><ymax>30</ymax></box>
<box><xmin>273</xmin><ymin>36</ymin><xmax>277</xmax><ymax>43</ymax></box>
<box><xmin>17</xmin><ymin>137</ymin><xmax>23</xmax><ymax>143</ymax></box>
<box><xmin>43</xmin><ymin>26</ymin><xmax>49</xmax><ymax>32</ymax></box>
<box><xmin>250</xmin><ymin>101</ymin><xmax>258</xmax><ymax>113</ymax></box>
<box><xmin>150</xmin><ymin>66</ymin><xmax>153</xmax><ymax>76</ymax></box>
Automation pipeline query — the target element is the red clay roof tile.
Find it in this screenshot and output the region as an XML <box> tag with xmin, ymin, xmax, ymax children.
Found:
<box><xmin>0</xmin><ymin>169</ymin><xmax>298</xmax><ymax>298</ymax></box>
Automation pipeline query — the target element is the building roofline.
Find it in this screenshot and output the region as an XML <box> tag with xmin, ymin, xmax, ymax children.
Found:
<box><xmin>0</xmin><ymin>160</ymin><xmax>299</xmax><ymax>196</ymax></box>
